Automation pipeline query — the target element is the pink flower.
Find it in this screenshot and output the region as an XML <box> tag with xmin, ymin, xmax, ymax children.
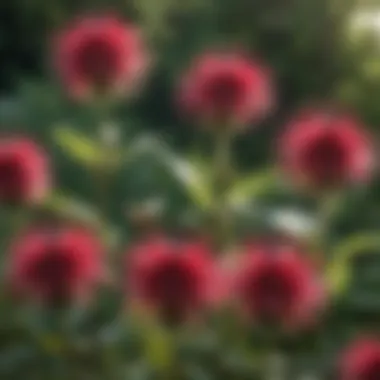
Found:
<box><xmin>8</xmin><ymin>227</ymin><xmax>105</xmax><ymax>306</ymax></box>
<box><xmin>127</xmin><ymin>237</ymin><xmax>219</xmax><ymax>323</ymax></box>
<box><xmin>339</xmin><ymin>338</ymin><xmax>380</xmax><ymax>380</ymax></box>
<box><xmin>179</xmin><ymin>52</ymin><xmax>273</xmax><ymax>129</ymax></box>
<box><xmin>53</xmin><ymin>15</ymin><xmax>147</xmax><ymax>100</ymax></box>
<box><xmin>0</xmin><ymin>138</ymin><xmax>50</xmax><ymax>205</ymax></box>
<box><xmin>279</xmin><ymin>109</ymin><xmax>374</xmax><ymax>190</ymax></box>
<box><xmin>233</xmin><ymin>244</ymin><xmax>324</xmax><ymax>329</ymax></box>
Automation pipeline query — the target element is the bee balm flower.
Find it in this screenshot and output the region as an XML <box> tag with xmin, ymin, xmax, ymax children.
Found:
<box><xmin>127</xmin><ymin>237</ymin><xmax>218</xmax><ymax>324</ymax></box>
<box><xmin>279</xmin><ymin>109</ymin><xmax>374</xmax><ymax>190</ymax></box>
<box><xmin>8</xmin><ymin>227</ymin><xmax>104</xmax><ymax>306</ymax></box>
<box><xmin>54</xmin><ymin>15</ymin><xmax>147</xmax><ymax>101</ymax></box>
<box><xmin>234</xmin><ymin>244</ymin><xmax>324</xmax><ymax>329</ymax></box>
<box><xmin>0</xmin><ymin>138</ymin><xmax>50</xmax><ymax>205</ymax></box>
<box><xmin>339</xmin><ymin>338</ymin><xmax>380</xmax><ymax>380</ymax></box>
<box><xmin>179</xmin><ymin>53</ymin><xmax>273</xmax><ymax>130</ymax></box>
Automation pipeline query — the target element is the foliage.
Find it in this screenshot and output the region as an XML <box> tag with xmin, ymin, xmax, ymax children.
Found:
<box><xmin>0</xmin><ymin>1</ymin><xmax>380</xmax><ymax>380</ymax></box>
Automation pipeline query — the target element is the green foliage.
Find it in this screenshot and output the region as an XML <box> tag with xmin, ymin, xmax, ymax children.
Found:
<box><xmin>228</xmin><ymin>169</ymin><xmax>278</xmax><ymax>209</ymax></box>
<box><xmin>44</xmin><ymin>192</ymin><xmax>104</xmax><ymax>228</ymax></box>
<box><xmin>0</xmin><ymin>0</ymin><xmax>380</xmax><ymax>379</ymax></box>
<box><xmin>327</xmin><ymin>233</ymin><xmax>380</xmax><ymax>297</ymax></box>
<box><xmin>53</xmin><ymin>127</ymin><xmax>107</xmax><ymax>168</ymax></box>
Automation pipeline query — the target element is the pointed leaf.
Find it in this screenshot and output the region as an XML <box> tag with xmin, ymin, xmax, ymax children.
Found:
<box><xmin>163</xmin><ymin>155</ymin><xmax>212</xmax><ymax>210</ymax></box>
<box><xmin>130</xmin><ymin>308</ymin><xmax>175</xmax><ymax>372</ymax></box>
<box><xmin>126</xmin><ymin>135</ymin><xmax>213</xmax><ymax>210</ymax></box>
<box><xmin>326</xmin><ymin>233</ymin><xmax>380</xmax><ymax>297</ymax></box>
<box><xmin>228</xmin><ymin>169</ymin><xmax>277</xmax><ymax>208</ymax></box>
<box><xmin>268</xmin><ymin>208</ymin><xmax>317</xmax><ymax>239</ymax></box>
<box><xmin>124</xmin><ymin>134</ymin><xmax>167</xmax><ymax>162</ymax></box>
<box><xmin>43</xmin><ymin>193</ymin><xmax>103</xmax><ymax>228</ymax></box>
<box><xmin>53</xmin><ymin>126</ymin><xmax>103</xmax><ymax>166</ymax></box>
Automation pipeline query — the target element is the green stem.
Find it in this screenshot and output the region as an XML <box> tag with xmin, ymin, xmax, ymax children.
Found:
<box><xmin>0</xmin><ymin>207</ymin><xmax>28</xmax><ymax>279</ymax></box>
<box><xmin>313</xmin><ymin>192</ymin><xmax>342</xmax><ymax>257</ymax></box>
<box><xmin>90</xmin><ymin>100</ymin><xmax>118</xmax><ymax>220</ymax></box>
<box><xmin>101</xmin><ymin>345</ymin><xmax>119</xmax><ymax>379</ymax></box>
<box><xmin>211</xmin><ymin>128</ymin><xmax>234</xmax><ymax>252</ymax></box>
<box><xmin>263</xmin><ymin>351</ymin><xmax>286</xmax><ymax>380</ymax></box>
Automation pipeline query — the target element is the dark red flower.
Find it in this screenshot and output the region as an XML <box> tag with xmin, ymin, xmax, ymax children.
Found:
<box><xmin>8</xmin><ymin>227</ymin><xmax>104</xmax><ymax>306</ymax></box>
<box><xmin>279</xmin><ymin>110</ymin><xmax>374</xmax><ymax>190</ymax></box>
<box><xmin>0</xmin><ymin>138</ymin><xmax>50</xmax><ymax>205</ymax></box>
<box><xmin>54</xmin><ymin>15</ymin><xmax>147</xmax><ymax>100</ymax></box>
<box><xmin>179</xmin><ymin>53</ymin><xmax>273</xmax><ymax>129</ymax></box>
<box><xmin>234</xmin><ymin>245</ymin><xmax>324</xmax><ymax>328</ymax></box>
<box><xmin>339</xmin><ymin>339</ymin><xmax>380</xmax><ymax>380</ymax></box>
<box><xmin>127</xmin><ymin>237</ymin><xmax>218</xmax><ymax>323</ymax></box>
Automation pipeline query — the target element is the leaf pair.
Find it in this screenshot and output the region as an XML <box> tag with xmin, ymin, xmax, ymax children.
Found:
<box><xmin>160</xmin><ymin>153</ymin><xmax>276</xmax><ymax>212</ymax></box>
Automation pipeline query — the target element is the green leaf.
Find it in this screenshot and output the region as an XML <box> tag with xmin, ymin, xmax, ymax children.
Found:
<box><xmin>53</xmin><ymin>126</ymin><xmax>103</xmax><ymax>167</ymax></box>
<box><xmin>126</xmin><ymin>135</ymin><xmax>213</xmax><ymax>210</ymax></box>
<box><xmin>164</xmin><ymin>155</ymin><xmax>212</xmax><ymax>210</ymax></box>
<box><xmin>39</xmin><ymin>334</ymin><xmax>66</xmax><ymax>356</ymax></box>
<box><xmin>227</xmin><ymin>169</ymin><xmax>277</xmax><ymax>208</ymax></box>
<box><xmin>123</xmin><ymin>134</ymin><xmax>161</xmax><ymax>163</ymax></box>
<box><xmin>43</xmin><ymin>193</ymin><xmax>103</xmax><ymax>228</ymax></box>
<box><xmin>144</xmin><ymin>325</ymin><xmax>174</xmax><ymax>371</ymax></box>
<box><xmin>326</xmin><ymin>233</ymin><xmax>380</xmax><ymax>297</ymax></box>
<box><xmin>131</xmin><ymin>309</ymin><xmax>175</xmax><ymax>372</ymax></box>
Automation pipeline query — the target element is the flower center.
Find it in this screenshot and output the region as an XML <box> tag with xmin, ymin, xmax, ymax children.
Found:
<box><xmin>146</xmin><ymin>258</ymin><xmax>198</xmax><ymax>322</ymax></box>
<box><xmin>0</xmin><ymin>157</ymin><xmax>26</xmax><ymax>201</ymax></box>
<box><xmin>246</xmin><ymin>266</ymin><xmax>298</xmax><ymax>321</ymax></box>
<box><xmin>205</xmin><ymin>73</ymin><xmax>244</xmax><ymax>110</ymax></box>
<box><xmin>361</xmin><ymin>359</ymin><xmax>380</xmax><ymax>380</ymax></box>
<box><xmin>303</xmin><ymin>133</ymin><xmax>348</xmax><ymax>183</ymax></box>
<box><xmin>28</xmin><ymin>248</ymin><xmax>77</xmax><ymax>301</ymax></box>
<box><xmin>76</xmin><ymin>35</ymin><xmax>122</xmax><ymax>88</ymax></box>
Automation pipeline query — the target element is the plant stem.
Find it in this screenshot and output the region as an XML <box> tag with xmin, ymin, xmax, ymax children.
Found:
<box><xmin>211</xmin><ymin>128</ymin><xmax>234</xmax><ymax>252</ymax></box>
<box><xmin>312</xmin><ymin>192</ymin><xmax>342</xmax><ymax>261</ymax></box>
<box><xmin>90</xmin><ymin>100</ymin><xmax>118</xmax><ymax>220</ymax></box>
<box><xmin>0</xmin><ymin>206</ymin><xmax>28</xmax><ymax>278</ymax></box>
<box><xmin>264</xmin><ymin>351</ymin><xmax>286</xmax><ymax>380</ymax></box>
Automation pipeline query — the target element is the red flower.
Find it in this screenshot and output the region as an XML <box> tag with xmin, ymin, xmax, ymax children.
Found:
<box><xmin>8</xmin><ymin>227</ymin><xmax>104</xmax><ymax>306</ymax></box>
<box><xmin>339</xmin><ymin>339</ymin><xmax>380</xmax><ymax>380</ymax></box>
<box><xmin>179</xmin><ymin>53</ymin><xmax>273</xmax><ymax>129</ymax></box>
<box><xmin>0</xmin><ymin>138</ymin><xmax>50</xmax><ymax>205</ymax></box>
<box><xmin>233</xmin><ymin>245</ymin><xmax>324</xmax><ymax>328</ymax></box>
<box><xmin>127</xmin><ymin>237</ymin><xmax>218</xmax><ymax>323</ymax></box>
<box><xmin>279</xmin><ymin>110</ymin><xmax>374</xmax><ymax>190</ymax></box>
<box><xmin>54</xmin><ymin>15</ymin><xmax>147</xmax><ymax>100</ymax></box>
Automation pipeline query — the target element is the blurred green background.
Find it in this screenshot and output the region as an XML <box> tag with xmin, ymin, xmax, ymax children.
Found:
<box><xmin>0</xmin><ymin>0</ymin><xmax>379</xmax><ymax>160</ymax></box>
<box><xmin>0</xmin><ymin>0</ymin><xmax>379</xmax><ymax>215</ymax></box>
<box><xmin>0</xmin><ymin>1</ymin><xmax>380</xmax><ymax>378</ymax></box>
<box><xmin>0</xmin><ymin>1</ymin><xmax>379</xmax><ymax>266</ymax></box>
